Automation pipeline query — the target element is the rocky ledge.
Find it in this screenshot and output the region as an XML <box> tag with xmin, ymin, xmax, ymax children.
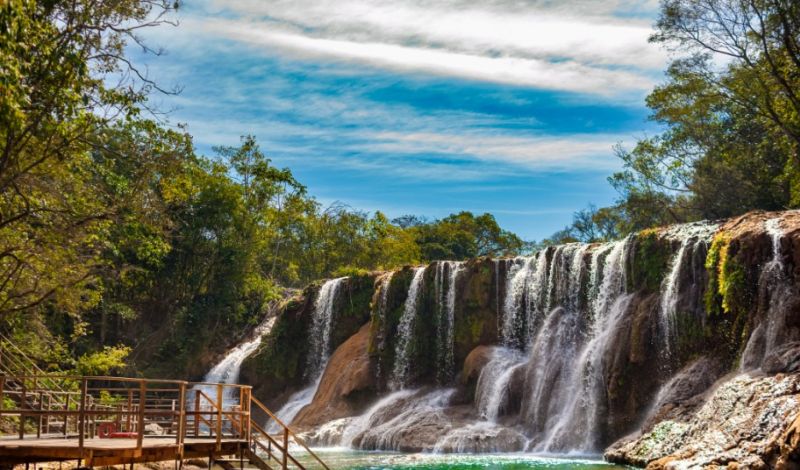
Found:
<box><xmin>607</xmin><ymin>354</ymin><xmax>800</xmax><ymax>469</ymax></box>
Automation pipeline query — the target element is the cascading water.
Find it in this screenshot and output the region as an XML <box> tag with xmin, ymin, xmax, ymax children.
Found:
<box><xmin>525</xmin><ymin>251</ymin><xmax>550</xmax><ymax>345</ymax></box>
<box><xmin>289</xmin><ymin>216</ymin><xmax>798</xmax><ymax>457</ymax></box>
<box><xmin>374</xmin><ymin>272</ymin><xmax>395</xmax><ymax>384</ymax></box>
<box><xmin>741</xmin><ymin>218</ymin><xmax>793</xmax><ymax>370</ymax></box>
<box><xmin>531</xmin><ymin>236</ymin><xmax>634</xmax><ymax>452</ymax></box>
<box><xmin>392</xmin><ymin>267</ymin><xmax>426</xmax><ymax>389</ymax></box>
<box><xmin>203</xmin><ymin>315</ymin><xmax>277</xmax><ymax>387</ymax></box>
<box><xmin>306</xmin><ymin>277</ymin><xmax>347</xmax><ymax>380</ymax></box>
<box><xmin>435</xmin><ymin>261</ymin><xmax>463</xmax><ymax>383</ymax></box>
<box><xmin>474</xmin><ymin>347</ymin><xmax>525</xmax><ymax>422</ymax></box>
<box><xmin>500</xmin><ymin>257</ymin><xmax>531</xmax><ymax>348</ymax></box>
<box><xmin>193</xmin><ymin>310</ymin><xmax>277</xmax><ymax>431</ymax></box>
<box><xmin>350</xmin><ymin>388</ymin><xmax>457</xmax><ymax>451</ymax></box>
<box><xmin>658</xmin><ymin>222</ymin><xmax>719</xmax><ymax>360</ymax></box>
<box><xmin>273</xmin><ymin>277</ymin><xmax>347</xmax><ymax>426</ymax></box>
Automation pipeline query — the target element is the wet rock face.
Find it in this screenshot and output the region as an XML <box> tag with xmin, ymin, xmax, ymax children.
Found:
<box><xmin>240</xmin><ymin>274</ymin><xmax>377</xmax><ymax>408</ymax></box>
<box><xmin>641</xmin><ymin>356</ymin><xmax>728</xmax><ymax>431</ymax></box>
<box><xmin>763</xmin><ymin>342</ymin><xmax>800</xmax><ymax>374</ymax></box>
<box><xmin>292</xmin><ymin>323</ymin><xmax>377</xmax><ymax>428</ymax></box>
<box><xmin>605</xmin><ymin>373</ymin><xmax>800</xmax><ymax>469</ymax></box>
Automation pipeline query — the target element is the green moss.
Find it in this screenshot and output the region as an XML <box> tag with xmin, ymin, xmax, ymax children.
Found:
<box><xmin>629</xmin><ymin>230</ymin><xmax>672</xmax><ymax>292</ymax></box>
<box><xmin>704</xmin><ymin>233</ymin><xmax>746</xmax><ymax>316</ymax></box>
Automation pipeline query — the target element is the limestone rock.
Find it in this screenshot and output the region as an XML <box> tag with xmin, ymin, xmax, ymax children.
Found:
<box><xmin>605</xmin><ymin>373</ymin><xmax>800</xmax><ymax>469</ymax></box>
<box><xmin>293</xmin><ymin>323</ymin><xmax>377</xmax><ymax>427</ymax></box>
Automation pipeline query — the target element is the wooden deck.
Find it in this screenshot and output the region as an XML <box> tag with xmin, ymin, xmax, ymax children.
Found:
<box><xmin>0</xmin><ymin>374</ymin><xmax>329</xmax><ymax>469</ymax></box>
<box><xmin>0</xmin><ymin>437</ymin><xmax>246</xmax><ymax>465</ymax></box>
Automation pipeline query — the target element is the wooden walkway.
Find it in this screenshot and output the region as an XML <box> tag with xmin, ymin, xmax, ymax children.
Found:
<box><xmin>0</xmin><ymin>437</ymin><xmax>245</xmax><ymax>466</ymax></box>
<box><xmin>0</xmin><ymin>374</ymin><xmax>329</xmax><ymax>469</ymax></box>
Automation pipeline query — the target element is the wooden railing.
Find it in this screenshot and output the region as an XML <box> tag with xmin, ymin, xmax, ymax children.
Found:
<box><xmin>0</xmin><ymin>374</ymin><xmax>328</xmax><ymax>469</ymax></box>
<box><xmin>249</xmin><ymin>396</ymin><xmax>330</xmax><ymax>470</ymax></box>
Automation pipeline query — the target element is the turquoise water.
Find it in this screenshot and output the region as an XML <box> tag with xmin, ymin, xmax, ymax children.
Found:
<box><xmin>293</xmin><ymin>449</ymin><xmax>630</xmax><ymax>470</ymax></box>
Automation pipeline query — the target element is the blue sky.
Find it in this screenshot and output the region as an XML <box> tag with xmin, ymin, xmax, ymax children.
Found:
<box><xmin>136</xmin><ymin>0</ymin><xmax>666</xmax><ymax>241</ymax></box>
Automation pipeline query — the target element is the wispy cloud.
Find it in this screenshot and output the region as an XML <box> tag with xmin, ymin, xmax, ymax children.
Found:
<box><xmin>190</xmin><ymin>19</ymin><xmax>653</xmax><ymax>97</ymax></box>
<box><xmin>175</xmin><ymin>0</ymin><xmax>664</xmax><ymax>98</ymax></box>
<box><xmin>367</xmin><ymin>131</ymin><xmax>624</xmax><ymax>172</ymax></box>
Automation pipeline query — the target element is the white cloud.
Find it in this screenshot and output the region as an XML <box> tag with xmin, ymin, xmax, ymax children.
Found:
<box><xmin>210</xmin><ymin>0</ymin><xmax>665</xmax><ymax>68</ymax></box>
<box><xmin>366</xmin><ymin>130</ymin><xmax>623</xmax><ymax>172</ymax></box>
<box><xmin>191</xmin><ymin>18</ymin><xmax>653</xmax><ymax>97</ymax></box>
<box><xmin>174</xmin><ymin>0</ymin><xmax>664</xmax><ymax>97</ymax></box>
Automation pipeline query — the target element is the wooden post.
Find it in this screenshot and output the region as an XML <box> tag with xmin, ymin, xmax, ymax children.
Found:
<box><xmin>215</xmin><ymin>384</ymin><xmax>223</xmax><ymax>451</ymax></box>
<box><xmin>244</xmin><ymin>388</ymin><xmax>251</xmax><ymax>442</ymax></box>
<box><xmin>137</xmin><ymin>380</ymin><xmax>146</xmax><ymax>450</ymax></box>
<box><xmin>78</xmin><ymin>378</ymin><xmax>88</xmax><ymax>455</ymax></box>
<box><xmin>239</xmin><ymin>386</ymin><xmax>244</xmax><ymax>439</ymax></box>
<box><xmin>19</xmin><ymin>379</ymin><xmax>26</xmax><ymax>439</ymax></box>
<box><xmin>45</xmin><ymin>393</ymin><xmax>52</xmax><ymax>435</ymax></box>
<box><xmin>193</xmin><ymin>390</ymin><xmax>200</xmax><ymax>437</ymax></box>
<box><xmin>0</xmin><ymin>375</ymin><xmax>5</xmax><ymax>422</ymax></box>
<box><xmin>36</xmin><ymin>390</ymin><xmax>42</xmax><ymax>438</ymax></box>
<box><xmin>64</xmin><ymin>394</ymin><xmax>70</xmax><ymax>437</ymax></box>
<box><xmin>127</xmin><ymin>389</ymin><xmax>133</xmax><ymax>432</ymax></box>
<box><xmin>176</xmin><ymin>382</ymin><xmax>186</xmax><ymax>456</ymax></box>
<box><xmin>282</xmin><ymin>427</ymin><xmax>289</xmax><ymax>470</ymax></box>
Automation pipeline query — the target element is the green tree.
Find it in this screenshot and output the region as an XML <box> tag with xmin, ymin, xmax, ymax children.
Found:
<box><xmin>0</xmin><ymin>0</ymin><xmax>178</xmax><ymax>319</ymax></box>
<box><xmin>607</xmin><ymin>0</ymin><xmax>800</xmax><ymax>229</ymax></box>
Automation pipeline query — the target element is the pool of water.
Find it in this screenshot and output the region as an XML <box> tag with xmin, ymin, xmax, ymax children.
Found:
<box><xmin>292</xmin><ymin>449</ymin><xmax>630</xmax><ymax>470</ymax></box>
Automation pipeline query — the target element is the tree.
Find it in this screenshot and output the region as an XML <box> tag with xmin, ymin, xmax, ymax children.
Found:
<box><xmin>654</xmin><ymin>0</ymin><xmax>800</xmax><ymax>162</ymax></box>
<box><xmin>607</xmin><ymin>0</ymin><xmax>800</xmax><ymax>229</ymax></box>
<box><xmin>0</xmin><ymin>0</ymin><xmax>179</xmax><ymax>319</ymax></box>
<box><xmin>411</xmin><ymin>212</ymin><xmax>527</xmax><ymax>260</ymax></box>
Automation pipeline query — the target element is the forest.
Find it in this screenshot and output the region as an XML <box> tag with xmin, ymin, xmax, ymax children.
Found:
<box><xmin>1</xmin><ymin>0</ymin><xmax>798</xmax><ymax>375</ymax></box>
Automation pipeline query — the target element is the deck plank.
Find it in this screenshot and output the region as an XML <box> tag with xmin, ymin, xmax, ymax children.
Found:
<box><xmin>0</xmin><ymin>437</ymin><xmax>248</xmax><ymax>465</ymax></box>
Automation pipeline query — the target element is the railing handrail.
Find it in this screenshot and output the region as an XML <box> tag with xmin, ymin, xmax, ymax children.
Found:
<box><xmin>250</xmin><ymin>395</ymin><xmax>330</xmax><ymax>470</ymax></box>
<box><xmin>0</xmin><ymin>373</ymin><xmax>254</xmax><ymax>389</ymax></box>
<box><xmin>0</xmin><ymin>371</ymin><xmax>328</xmax><ymax>469</ymax></box>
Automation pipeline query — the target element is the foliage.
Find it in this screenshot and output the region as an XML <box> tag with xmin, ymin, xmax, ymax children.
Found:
<box><xmin>704</xmin><ymin>233</ymin><xmax>746</xmax><ymax>315</ymax></box>
<box><xmin>75</xmin><ymin>345</ymin><xmax>131</xmax><ymax>376</ymax></box>
<box><xmin>550</xmin><ymin>0</ymin><xmax>800</xmax><ymax>242</ymax></box>
<box><xmin>396</xmin><ymin>212</ymin><xmax>530</xmax><ymax>260</ymax></box>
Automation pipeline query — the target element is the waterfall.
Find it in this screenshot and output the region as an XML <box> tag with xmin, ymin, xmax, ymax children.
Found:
<box><xmin>435</xmin><ymin>261</ymin><xmax>464</xmax><ymax>383</ymax></box>
<box><xmin>374</xmin><ymin>272</ymin><xmax>395</xmax><ymax>384</ymax></box>
<box><xmin>741</xmin><ymin>218</ymin><xmax>792</xmax><ymax>370</ymax></box>
<box><xmin>500</xmin><ymin>257</ymin><xmax>531</xmax><ymax>348</ymax></box>
<box><xmin>351</xmin><ymin>388</ymin><xmax>456</xmax><ymax>451</ymax></box>
<box><xmin>392</xmin><ymin>267</ymin><xmax>426</xmax><ymax>389</ymax></box>
<box><xmin>272</xmin><ymin>378</ymin><xmax>321</xmax><ymax>428</ymax></box>
<box><xmin>204</xmin><ymin>315</ymin><xmax>277</xmax><ymax>386</ymax></box>
<box><xmin>521</xmin><ymin>307</ymin><xmax>583</xmax><ymax>436</ymax></box>
<box><xmin>273</xmin><ymin>277</ymin><xmax>347</xmax><ymax>426</ymax></box>
<box><xmin>530</xmin><ymin>236</ymin><xmax>634</xmax><ymax>452</ymax></box>
<box><xmin>659</xmin><ymin>238</ymin><xmax>690</xmax><ymax>359</ymax></box>
<box><xmin>525</xmin><ymin>251</ymin><xmax>550</xmax><ymax>346</ymax></box>
<box><xmin>474</xmin><ymin>347</ymin><xmax>525</xmax><ymax>422</ymax></box>
<box><xmin>340</xmin><ymin>389</ymin><xmax>417</xmax><ymax>446</ymax></box>
<box><xmin>306</xmin><ymin>277</ymin><xmax>347</xmax><ymax>380</ymax></box>
<box><xmin>193</xmin><ymin>313</ymin><xmax>277</xmax><ymax>413</ymax></box>
<box><xmin>659</xmin><ymin>222</ymin><xmax>719</xmax><ymax>360</ymax></box>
